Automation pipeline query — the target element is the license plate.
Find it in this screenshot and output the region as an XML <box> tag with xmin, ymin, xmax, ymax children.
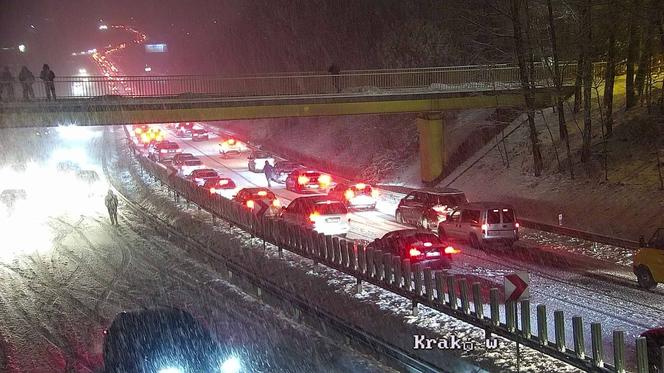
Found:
<box><xmin>306</xmin><ymin>184</ymin><xmax>319</xmax><ymax>189</ymax></box>
<box><xmin>326</xmin><ymin>217</ymin><xmax>340</xmax><ymax>223</ymax></box>
<box><xmin>425</xmin><ymin>251</ymin><xmax>441</xmax><ymax>257</ymax></box>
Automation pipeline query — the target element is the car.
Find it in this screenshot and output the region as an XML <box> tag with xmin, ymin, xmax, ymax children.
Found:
<box><xmin>204</xmin><ymin>177</ymin><xmax>237</xmax><ymax>194</ymax></box>
<box><xmin>188</xmin><ymin>168</ymin><xmax>220</xmax><ymax>186</ymax></box>
<box><xmin>247</xmin><ymin>151</ymin><xmax>275</xmax><ymax>173</ymax></box>
<box><xmin>284</xmin><ymin>169</ymin><xmax>332</xmax><ymax>194</ymax></box>
<box><xmin>395</xmin><ymin>188</ymin><xmax>468</xmax><ymax>231</ymax></box>
<box><xmin>270</xmin><ymin>161</ymin><xmax>302</xmax><ymax>183</ymax></box>
<box><xmin>132</xmin><ymin>124</ymin><xmax>150</xmax><ymax>138</ymax></box>
<box><xmin>102</xmin><ymin>307</ymin><xmax>237</xmax><ymax>373</ymax></box>
<box><xmin>138</xmin><ymin>127</ymin><xmax>164</xmax><ymax>147</ymax></box>
<box><xmin>178</xmin><ymin>158</ymin><xmax>205</xmax><ymax>177</ymax></box>
<box><xmin>56</xmin><ymin>160</ymin><xmax>81</xmax><ymax>173</ymax></box>
<box><xmin>640</xmin><ymin>327</ymin><xmax>664</xmax><ymax>372</ymax></box>
<box><xmin>280</xmin><ymin>196</ymin><xmax>350</xmax><ymax>236</ymax></box>
<box><xmin>633</xmin><ymin>228</ymin><xmax>664</xmax><ymax>289</ymax></box>
<box><xmin>233</xmin><ymin>187</ymin><xmax>281</xmax><ymax>216</ymax></box>
<box><xmin>438</xmin><ymin>202</ymin><xmax>519</xmax><ymax>249</ymax></box>
<box><xmin>366</xmin><ymin>229</ymin><xmax>459</xmax><ymax>270</ymax></box>
<box><xmin>191</xmin><ymin>127</ymin><xmax>209</xmax><ymax>141</ymax></box>
<box><xmin>171</xmin><ymin>153</ymin><xmax>197</xmax><ymax>168</ymax></box>
<box><xmin>327</xmin><ymin>182</ymin><xmax>378</xmax><ymax>210</ymax></box>
<box><xmin>175</xmin><ymin>122</ymin><xmax>195</xmax><ymax>137</ymax></box>
<box><xmin>148</xmin><ymin>141</ymin><xmax>182</xmax><ymax>162</ymax></box>
<box><xmin>218</xmin><ymin>137</ymin><xmax>248</xmax><ymax>157</ymax></box>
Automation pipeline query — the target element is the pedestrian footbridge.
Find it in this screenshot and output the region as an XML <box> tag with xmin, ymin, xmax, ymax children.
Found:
<box><xmin>0</xmin><ymin>64</ymin><xmax>579</xmax><ymax>181</ymax></box>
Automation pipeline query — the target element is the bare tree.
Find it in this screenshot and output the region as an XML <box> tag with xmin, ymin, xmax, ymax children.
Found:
<box><xmin>546</xmin><ymin>0</ymin><xmax>574</xmax><ymax>178</ymax></box>
<box><xmin>603</xmin><ymin>0</ymin><xmax>618</xmax><ymax>137</ymax></box>
<box><xmin>511</xmin><ymin>0</ymin><xmax>543</xmax><ymax>176</ymax></box>
<box><xmin>626</xmin><ymin>0</ymin><xmax>642</xmax><ymax>109</ymax></box>
<box><xmin>580</xmin><ymin>0</ymin><xmax>593</xmax><ymax>162</ymax></box>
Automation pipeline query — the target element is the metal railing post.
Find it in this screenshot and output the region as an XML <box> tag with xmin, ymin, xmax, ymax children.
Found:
<box><xmin>590</xmin><ymin>322</ymin><xmax>603</xmax><ymax>368</ymax></box>
<box><xmin>612</xmin><ymin>330</ymin><xmax>625</xmax><ymax>373</ymax></box>
<box><xmin>572</xmin><ymin>316</ymin><xmax>585</xmax><ymax>359</ymax></box>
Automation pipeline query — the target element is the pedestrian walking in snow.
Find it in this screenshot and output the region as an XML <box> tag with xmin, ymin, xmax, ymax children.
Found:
<box><xmin>263</xmin><ymin>160</ymin><xmax>273</xmax><ymax>187</ymax></box>
<box><xmin>105</xmin><ymin>189</ymin><xmax>119</xmax><ymax>226</ymax></box>
<box><xmin>18</xmin><ymin>66</ymin><xmax>35</xmax><ymax>101</ymax></box>
<box><xmin>39</xmin><ymin>64</ymin><xmax>56</xmax><ymax>100</ymax></box>
<box><xmin>0</xmin><ymin>66</ymin><xmax>16</xmax><ymax>101</ymax></box>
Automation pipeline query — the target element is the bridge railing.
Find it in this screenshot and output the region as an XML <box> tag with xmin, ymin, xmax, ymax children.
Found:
<box><xmin>26</xmin><ymin>63</ymin><xmax>586</xmax><ymax>100</ymax></box>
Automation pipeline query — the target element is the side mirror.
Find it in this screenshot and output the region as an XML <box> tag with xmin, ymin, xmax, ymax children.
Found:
<box><xmin>639</xmin><ymin>235</ymin><xmax>645</xmax><ymax>248</ymax></box>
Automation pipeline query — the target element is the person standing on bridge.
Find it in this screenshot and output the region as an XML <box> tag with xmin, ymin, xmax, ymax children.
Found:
<box><xmin>263</xmin><ymin>160</ymin><xmax>274</xmax><ymax>188</ymax></box>
<box><xmin>39</xmin><ymin>64</ymin><xmax>56</xmax><ymax>101</ymax></box>
<box><xmin>18</xmin><ymin>66</ymin><xmax>35</xmax><ymax>101</ymax></box>
<box><xmin>105</xmin><ymin>189</ymin><xmax>119</xmax><ymax>226</ymax></box>
<box><xmin>328</xmin><ymin>63</ymin><xmax>341</xmax><ymax>93</ymax></box>
<box><xmin>0</xmin><ymin>66</ymin><xmax>16</xmax><ymax>101</ymax></box>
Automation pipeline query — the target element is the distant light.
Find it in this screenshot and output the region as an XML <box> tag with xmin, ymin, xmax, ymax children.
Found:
<box><xmin>18</xmin><ymin>44</ymin><xmax>26</xmax><ymax>53</ymax></box>
<box><xmin>99</xmin><ymin>24</ymin><xmax>108</xmax><ymax>30</ymax></box>
<box><xmin>78</xmin><ymin>68</ymin><xmax>87</xmax><ymax>76</ymax></box>
<box><xmin>71</xmin><ymin>52</ymin><xmax>77</xmax><ymax>56</ymax></box>
<box><xmin>220</xmin><ymin>357</ymin><xmax>241</xmax><ymax>373</ymax></box>
<box><xmin>144</xmin><ymin>66</ymin><xmax>152</xmax><ymax>72</ymax></box>
<box><xmin>87</xmin><ymin>48</ymin><xmax>96</xmax><ymax>54</ymax></box>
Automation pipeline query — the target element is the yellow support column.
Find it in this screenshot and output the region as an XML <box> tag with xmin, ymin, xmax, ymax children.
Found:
<box><xmin>416</xmin><ymin>112</ymin><xmax>444</xmax><ymax>184</ymax></box>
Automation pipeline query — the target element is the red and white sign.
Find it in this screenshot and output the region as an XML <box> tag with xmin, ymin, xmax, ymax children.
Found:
<box><xmin>254</xmin><ymin>199</ymin><xmax>270</xmax><ymax>217</ymax></box>
<box><xmin>504</xmin><ymin>271</ymin><xmax>530</xmax><ymax>302</ymax></box>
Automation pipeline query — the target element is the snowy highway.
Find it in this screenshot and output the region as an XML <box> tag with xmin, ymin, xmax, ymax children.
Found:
<box><xmin>0</xmin><ymin>127</ymin><xmax>390</xmax><ymax>372</ymax></box>
<box><xmin>145</xmin><ymin>122</ymin><xmax>664</xmax><ymax>368</ymax></box>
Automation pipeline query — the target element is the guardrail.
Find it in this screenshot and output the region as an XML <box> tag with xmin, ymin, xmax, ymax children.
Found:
<box><xmin>13</xmin><ymin>63</ymin><xmax>586</xmax><ymax>100</ymax></box>
<box><xmin>125</xmin><ymin>128</ymin><xmax>661</xmax><ymax>373</ymax></box>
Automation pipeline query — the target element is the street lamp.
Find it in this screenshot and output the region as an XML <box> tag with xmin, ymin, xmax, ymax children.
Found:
<box><xmin>99</xmin><ymin>24</ymin><xmax>108</xmax><ymax>30</ymax></box>
<box><xmin>18</xmin><ymin>44</ymin><xmax>26</xmax><ymax>53</ymax></box>
<box><xmin>144</xmin><ymin>66</ymin><xmax>152</xmax><ymax>72</ymax></box>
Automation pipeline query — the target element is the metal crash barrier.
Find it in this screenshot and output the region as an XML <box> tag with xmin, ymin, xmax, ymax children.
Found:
<box><xmin>126</xmin><ymin>126</ymin><xmax>660</xmax><ymax>373</ymax></box>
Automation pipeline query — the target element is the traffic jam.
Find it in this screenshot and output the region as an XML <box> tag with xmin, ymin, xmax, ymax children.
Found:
<box><xmin>128</xmin><ymin>121</ymin><xmax>529</xmax><ymax>272</ymax></box>
<box><xmin>129</xmin><ymin>122</ymin><xmax>664</xmax><ymax>294</ymax></box>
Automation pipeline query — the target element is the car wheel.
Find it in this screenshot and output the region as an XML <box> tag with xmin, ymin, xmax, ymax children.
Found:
<box><xmin>636</xmin><ymin>266</ymin><xmax>658</xmax><ymax>290</ymax></box>
<box><xmin>470</xmin><ymin>234</ymin><xmax>484</xmax><ymax>250</ymax></box>
<box><xmin>395</xmin><ymin>210</ymin><xmax>403</xmax><ymax>224</ymax></box>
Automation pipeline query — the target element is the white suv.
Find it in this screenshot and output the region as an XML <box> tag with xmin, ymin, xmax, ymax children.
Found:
<box><xmin>280</xmin><ymin>196</ymin><xmax>350</xmax><ymax>236</ymax></box>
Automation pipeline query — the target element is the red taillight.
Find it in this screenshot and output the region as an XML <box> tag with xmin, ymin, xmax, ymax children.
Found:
<box><xmin>246</xmin><ymin>200</ymin><xmax>255</xmax><ymax>209</ymax></box>
<box><xmin>409</xmin><ymin>248</ymin><xmax>422</xmax><ymax>257</ymax></box>
<box><xmin>298</xmin><ymin>175</ymin><xmax>310</xmax><ymax>185</ymax></box>
<box><xmin>515</xmin><ymin>222</ymin><xmax>519</xmax><ymax>228</ymax></box>
<box><xmin>344</xmin><ymin>189</ymin><xmax>355</xmax><ymax>200</ymax></box>
<box><xmin>272</xmin><ymin>199</ymin><xmax>281</xmax><ymax>207</ymax></box>
<box><xmin>309</xmin><ymin>211</ymin><xmax>320</xmax><ymax>222</ymax></box>
<box><xmin>210</xmin><ymin>188</ymin><xmax>217</xmax><ymax>194</ymax></box>
<box><xmin>371</xmin><ymin>189</ymin><xmax>379</xmax><ymax>198</ymax></box>
<box><xmin>227</xmin><ymin>139</ymin><xmax>236</xmax><ymax>145</ymax></box>
<box><xmin>444</xmin><ymin>246</ymin><xmax>460</xmax><ymax>254</ymax></box>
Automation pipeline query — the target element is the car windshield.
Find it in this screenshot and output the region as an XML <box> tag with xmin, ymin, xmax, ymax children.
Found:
<box><xmin>253</xmin><ymin>151</ymin><xmax>271</xmax><ymax>158</ymax></box>
<box><xmin>315</xmin><ymin>202</ymin><xmax>347</xmax><ymax>215</ymax></box>
<box><xmin>184</xmin><ymin>159</ymin><xmax>202</xmax><ymax>166</ymax></box>
<box><xmin>431</xmin><ymin>193</ymin><xmax>467</xmax><ymax>206</ymax></box>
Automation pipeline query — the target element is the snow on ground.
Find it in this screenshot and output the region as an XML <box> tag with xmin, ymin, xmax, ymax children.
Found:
<box><xmin>441</xmin><ymin>76</ymin><xmax>664</xmax><ymax>240</ymax></box>
<box><xmin>112</xmin><ymin>126</ymin><xmax>594</xmax><ymax>372</ymax></box>
<box><xmin>153</xmin><ymin>121</ymin><xmax>664</xmax><ymax>371</ymax></box>
<box><xmin>0</xmin><ymin>126</ymin><xmax>389</xmax><ymax>373</ymax></box>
